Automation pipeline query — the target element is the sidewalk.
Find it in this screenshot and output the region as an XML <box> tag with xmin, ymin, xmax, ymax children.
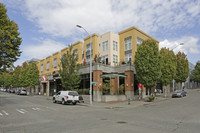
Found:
<box><xmin>32</xmin><ymin>93</ymin><xmax>171</xmax><ymax>109</ymax></box>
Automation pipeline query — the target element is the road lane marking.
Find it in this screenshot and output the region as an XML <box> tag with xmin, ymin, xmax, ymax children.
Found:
<box><xmin>20</xmin><ymin>109</ymin><xmax>28</xmax><ymax>112</ymax></box>
<box><xmin>16</xmin><ymin>109</ymin><xmax>25</xmax><ymax>114</ymax></box>
<box><xmin>32</xmin><ymin>108</ymin><xmax>37</xmax><ymax>110</ymax></box>
<box><xmin>2</xmin><ymin>110</ymin><xmax>9</xmax><ymax>115</ymax></box>
<box><xmin>0</xmin><ymin>113</ymin><xmax>3</xmax><ymax>116</ymax></box>
<box><xmin>32</xmin><ymin>107</ymin><xmax>42</xmax><ymax>111</ymax></box>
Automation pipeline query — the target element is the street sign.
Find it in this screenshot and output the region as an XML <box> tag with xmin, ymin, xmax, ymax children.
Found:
<box><xmin>138</xmin><ymin>83</ymin><xmax>143</xmax><ymax>89</ymax></box>
<box><xmin>91</xmin><ymin>82</ymin><xmax>98</xmax><ymax>85</ymax></box>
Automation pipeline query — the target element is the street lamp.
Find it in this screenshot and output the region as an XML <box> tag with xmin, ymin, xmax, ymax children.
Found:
<box><xmin>172</xmin><ymin>43</ymin><xmax>184</xmax><ymax>93</ymax></box>
<box><xmin>76</xmin><ymin>25</ymin><xmax>92</xmax><ymax>105</ymax></box>
<box><xmin>171</xmin><ymin>43</ymin><xmax>184</xmax><ymax>50</ymax></box>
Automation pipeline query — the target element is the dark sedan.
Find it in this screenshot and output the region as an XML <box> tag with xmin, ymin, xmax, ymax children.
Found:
<box><xmin>172</xmin><ymin>90</ymin><xmax>187</xmax><ymax>98</ymax></box>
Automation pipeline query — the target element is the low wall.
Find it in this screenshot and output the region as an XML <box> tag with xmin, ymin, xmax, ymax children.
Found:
<box><xmin>101</xmin><ymin>95</ymin><xmax>127</xmax><ymax>102</ymax></box>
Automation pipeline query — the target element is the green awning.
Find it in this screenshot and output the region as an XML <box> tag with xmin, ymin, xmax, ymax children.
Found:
<box><xmin>100</xmin><ymin>73</ymin><xmax>127</xmax><ymax>78</ymax></box>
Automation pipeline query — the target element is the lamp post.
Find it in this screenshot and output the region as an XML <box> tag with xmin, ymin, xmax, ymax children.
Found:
<box><xmin>76</xmin><ymin>25</ymin><xmax>92</xmax><ymax>105</ymax></box>
<box><xmin>172</xmin><ymin>43</ymin><xmax>184</xmax><ymax>93</ymax></box>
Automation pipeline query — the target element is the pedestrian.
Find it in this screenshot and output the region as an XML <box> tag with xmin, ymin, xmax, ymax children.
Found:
<box><xmin>154</xmin><ymin>88</ymin><xmax>157</xmax><ymax>96</ymax></box>
<box><xmin>182</xmin><ymin>86</ymin><xmax>185</xmax><ymax>90</ymax></box>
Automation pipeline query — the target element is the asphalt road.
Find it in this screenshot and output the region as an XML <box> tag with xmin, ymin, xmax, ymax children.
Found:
<box><xmin>0</xmin><ymin>89</ymin><xmax>200</xmax><ymax>133</ymax></box>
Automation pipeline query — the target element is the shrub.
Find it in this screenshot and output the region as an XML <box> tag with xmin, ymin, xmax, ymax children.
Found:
<box><xmin>148</xmin><ymin>95</ymin><xmax>155</xmax><ymax>102</ymax></box>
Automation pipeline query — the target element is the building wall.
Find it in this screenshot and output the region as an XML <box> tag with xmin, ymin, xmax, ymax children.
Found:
<box><xmin>39</xmin><ymin>59</ymin><xmax>46</xmax><ymax>76</ymax></box>
<box><xmin>71</xmin><ymin>41</ymin><xmax>83</xmax><ymax>64</ymax></box>
<box><xmin>119</xmin><ymin>26</ymin><xmax>159</xmax><ymax>63</ymax></box>
<box><xmin>52</xmin><ymin>52</ymin><xmax>61</xmax><ymax>73</ymax></box>
<box><xmin>98</xmin><ymin>32</ymin><xmax>119</xmax><ymax>66</ymax></box>
<box><xmin>84</xmin><ymin>33</ymin><xmax>99</xmax><ymax>63</ymax></box>
<box><xmin>45</xmin><ymin>56</ymin><xmax>53</xmax><ymax>76</ymax></box>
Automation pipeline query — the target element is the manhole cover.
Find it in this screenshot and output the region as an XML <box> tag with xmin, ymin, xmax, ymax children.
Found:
<box><xmin>117</xmin><ymin>121</ymin><xmax>127</xmax><ymax>124</ymax></box>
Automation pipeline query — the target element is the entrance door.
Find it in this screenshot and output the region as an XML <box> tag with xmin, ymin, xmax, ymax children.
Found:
<box><xmin>43</xmin><ymin>83</ymin><xmax>46</xmax><ymax>94</ymax></box>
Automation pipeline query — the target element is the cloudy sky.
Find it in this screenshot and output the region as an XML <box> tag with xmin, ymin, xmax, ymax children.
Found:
<box><xmin>2</xmin><ymin>0</ymin><xmax>200</xmax><ymax>66</ymax></box>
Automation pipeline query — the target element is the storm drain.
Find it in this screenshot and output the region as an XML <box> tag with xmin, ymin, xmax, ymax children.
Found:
<box><xmin>117</xmin><ymin>121</ymin><xmax>127</xmax><ymax>124</ymax></box>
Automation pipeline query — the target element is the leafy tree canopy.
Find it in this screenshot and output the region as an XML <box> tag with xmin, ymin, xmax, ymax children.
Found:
<box><xmin>175</xmin><ymin>52</ymin><xmax>189</xmax><ymax>83</ymax></box>
<box><xmin>59</xmin><ymin>46</ymin><xmax>81</xmax><ymax>90</ymax></box>
<box><xmin>135</xmin><ymin>39</ymin><xmax>161</xmax><ymax>89</ymax></box>
<box><xmin>160</xmin><ymin>48</ymin><xmax>177</xmax><ymax>86</ymax></box>
<box><xmin>191</xmin><ymin>62</ymin><xmax>200</xmax><ymax>83</ymax></box>
<box><xmin>0</xmin><ymin>3</ymin><xmax>22</xmax><ymax>72</ymax></box>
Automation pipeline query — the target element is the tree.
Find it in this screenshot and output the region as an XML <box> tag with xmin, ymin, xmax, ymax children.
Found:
<box><xmin>175</xmin><ymin>52</ymin><xmax>189</xmax><ymax>88</ymax></box>
<box><xmin>12</xmin><ymin>65</ymin><xmax>22</xmax><ymax>87</ymax></box>
<box><xmin>19</xmin><ymin>62</ymin><xmax>29</xmax><ymax>87</ymax></box>
<box><xmin>160</xmin><ymin>48</ymin><xmax>177</xmax><ymax>89</ymax></box>
<box><xmin>191</xmin><ymin>62</ymin><xmax>200</xmax><ymax>83</ymax></box>
<box><xmin>4</xmin><ymin>72</ymin><xmax>14</xmax><ymax>88</ymax></box>
<box><xmin>0</xmin><ymin>3</ymin><xmax>22</xmax><ymax>72</ymax></box>
<box><xmin>59</xmin><ymin>46</ymin><xmax>81</xmax><ymax>90</ymax></box>
<box><xmin>26</xmin><ymin>63</ymin><xmax>39</xmax><ymax>88</ymax></box>
<box><xmin>135</xmin><ymin>39</ymin><xmax>161</xmax><ymax>93</ymax></box>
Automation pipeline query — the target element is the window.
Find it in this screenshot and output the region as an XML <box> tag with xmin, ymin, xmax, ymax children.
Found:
<box><xmin>54</xmin><ymin>58</ymin><xmax>57</xmax><ymax>68</ymax></box>
<box><xmin>113</xmin><ymin>55</ymin><xmax>118</xmax><ymax>63</ymax></box>
<box><xmin>86</xmin><ymin>43</ymin><xmax>93</xmax><ymax>63</ymax></box>
<box><xmin>41</xmin><ymin>64</ymin><xmax>43</xmax><ymax>73</ymax></box>
<box><xmin>113</xmin><ymin>41</ymin><xmax>118</xmax><ymax>51</ymax></box>
<box><xmin>125</xmin><ymin>37</ymin><xmax>132</xmax><ymax>51</ymax></box>
<box><xmin>102</xmin><ymin>55</ymin><xmax>108</xmax><ymax>64</ymax></box>
<box><xmin>47</xmin><ymin>61</ymin><xmax>49</xmax><ymax>71</ymax></box>
<box><xmin>125</xmin><ymin>53</ymin><xmax>132</xmax><ymax>63</ymax></box>
<box><xmin>102</xmin><ymin>41</ymin><xmax>108</xmax><ymax>52</ymax></box>
<box><xmin>137</xmin><ymin>37</ymin><xmax>143</xmax><ymax>46</ymax></box>
<box><xmin>73</xmin><ymin>49</ymin><xmax>78</xmax><ymax>59</ymax></box>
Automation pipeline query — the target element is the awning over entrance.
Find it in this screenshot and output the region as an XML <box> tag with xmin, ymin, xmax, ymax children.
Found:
<box><xmin>100</xmin><ymin>73</ymin><xmax>127</xmax><ymax>78</ymax></box>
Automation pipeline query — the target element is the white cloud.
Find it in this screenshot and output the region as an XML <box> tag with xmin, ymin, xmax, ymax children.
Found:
<box><xmin>159</xmin><ymin>36</ymin><xmax>200</xmax><ymax>55</ymax></box>
<box><xmin>11</xmin><ymin>0</ymin><xmax>199</xmax><ymax>38</ymax></box>
<box><xmin>22</xmin><ymin>39</ymin><xmax>67</xmax><ymax>59</ymax></box>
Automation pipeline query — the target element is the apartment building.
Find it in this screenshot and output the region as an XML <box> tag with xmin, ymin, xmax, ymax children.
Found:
<box><xmin>34</xmin><ymin>26</ymin><xmax>159</xmax><ymax>102</ymax></box>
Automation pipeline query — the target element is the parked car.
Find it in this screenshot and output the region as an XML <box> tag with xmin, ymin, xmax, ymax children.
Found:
<box><xmin>172</xmin><ymin>89</ymin><xmax>187</xmax><ymax>98</ymax></box>
<box><xmin>53</xmin><ymin>91</ymin><xmax>79</xmax><ymax>105</ymax></box>
<box><xmin>19</xmin><ymin>89</ymin><xmax>27</xmax><ymax>95</ymax></box>
<box><xmin>16</xmin><ymin>90</ymin><xmax>20</xmax><ymax>95</ymax></box>
<box><xmin>9</xmin><ymin>89</ymin><xmax>15</xmax><ymax>93</ymax></box>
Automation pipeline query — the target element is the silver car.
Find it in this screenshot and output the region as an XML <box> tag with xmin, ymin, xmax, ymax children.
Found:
<box><xmin>19</xmin><ymin>89</ymin><xmax>27</xmax><ymax>95</ymax></box>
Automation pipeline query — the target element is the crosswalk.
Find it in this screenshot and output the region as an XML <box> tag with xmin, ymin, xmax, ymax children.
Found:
<box><xmin>0</xmin><ymin>107</ymin><xmax>43</xmax><ymax>117</ymax></box>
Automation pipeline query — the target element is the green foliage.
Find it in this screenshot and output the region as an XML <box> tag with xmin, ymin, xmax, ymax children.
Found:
<box><xmin>191</xmin><ymin>62</ymin><xmax>200</xmax><ymax>83</ymax></box>
<box><xmin>19</xmin><ymin>62</ymin><xmax>39</xmax><ymax>88</ymax></box>
<box><xmin>12</xmin><ymin>65</ymin><xmax>22</xmax><ymax>87</ymax></box>
<box><xmin>99</xmin><ymin>80</ymin><xmax>113</xmax><ymax>95</ymax></box>
<box><xmin>75</xmin><ymin>88</ymin><xmax>90</xmax><ymax>95</ymax></box>
<box><xmin>0</xmin><ymin>3</ymin><xmax>22</xmax><ymax>72</ymax></box>
<box><xmin>118</xmin><ymin>84</ymin><xmax>125</xmax><ymax>95</ymax></box>
<box><xmin>0</xmin><ymin>73</ymin><xmax>5</xmax><ymax>87</ymax></box>
<box><xmin>59</xmin><ymin>46</ymin><xmax>81</xmax><ymax>90</ymax></box>
<box><xmin>175</xmin><ymin>52</ymin><xmax>189</xmax><ymax>83</ymax></box>
<box><xmin>135</xmin><ymin>39</ymin><xmax>161</xmax><ymax>89</ymax></box>
<box><xmin>26</xmin><ymin>63</ymin><xmax>39</xmax><ymax>88</ymax></box>
<box><xmin>148</xmin><ymin>95</ymin><xmax>155</xmax><ymax>102</ymax></box>
<box><xmin>160</xmin><ymin>48</ymin><xmax>177</xmax><ymax>86</ymax></box>
<box><xmin>19</xmin><ymin>64</ymin><xmax>29</xmax><ymax>87</ymax></box>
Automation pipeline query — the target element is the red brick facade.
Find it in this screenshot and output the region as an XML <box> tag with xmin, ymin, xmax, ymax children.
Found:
<box><xmin>124</xmin><ymin>70</ymin><xmax>134</xmax><ymax>92</ymax></box>
<box><xmin>93</xmin><ymin>70</ymin><xmax>103</xmax><ymax>91</ymax></box>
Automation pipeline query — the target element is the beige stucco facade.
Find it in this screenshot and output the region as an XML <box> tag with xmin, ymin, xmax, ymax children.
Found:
<box><xmin>97</xmin><ymin>31</ymin><xmax>119</xmax><ymax>66</ymax></box>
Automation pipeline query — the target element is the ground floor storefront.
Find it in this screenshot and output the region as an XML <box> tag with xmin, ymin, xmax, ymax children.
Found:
<box><xmin>36</xmin><ymin>63</ymin><xmax>162</xmax><ymax>102</ymax></box>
